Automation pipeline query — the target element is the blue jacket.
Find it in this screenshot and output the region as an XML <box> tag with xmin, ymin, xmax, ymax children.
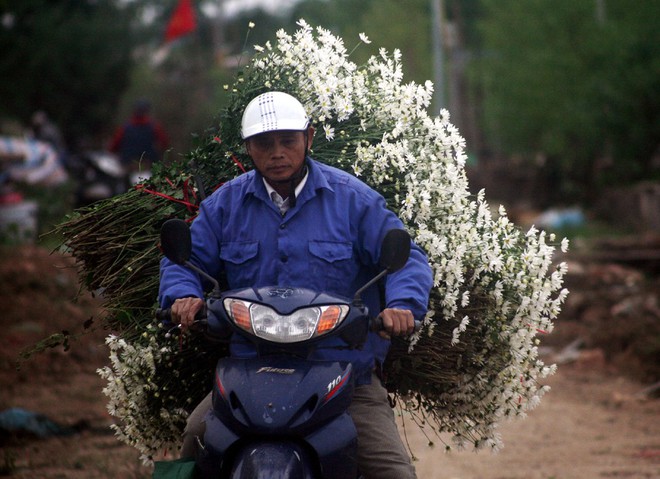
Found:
<box><xmin>159</xmin><ymin>158</ymin><xmax>433</xmax><ymax>385</ymax></box>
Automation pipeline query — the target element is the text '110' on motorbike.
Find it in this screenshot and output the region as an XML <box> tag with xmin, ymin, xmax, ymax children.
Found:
<box><xmin>158</xmin><ymin>218</ymin><xmax>413</xmax><ymax>479</ymax></box>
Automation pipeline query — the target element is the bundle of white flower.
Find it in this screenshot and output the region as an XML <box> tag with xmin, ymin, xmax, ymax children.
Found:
<box><xmin>97</xmin><ymin>330</ymin><xmax>188</xmax><ymax>461</ymax></box>
<box><xmin>96</xmin><ymin>19</ymin><xmax>569</xmax><ymax>461</ymax></box>
<box><xmin>235</xmin><ymin>20</ymin><xmax>569</xmax><ymax>451</ymax></box>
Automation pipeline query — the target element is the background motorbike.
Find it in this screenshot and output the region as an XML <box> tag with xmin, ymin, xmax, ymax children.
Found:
<box><xmin>67</xmin><ymin>150</ymin><xmax>126</xmax><ymax>206</ymax></box>
<box><xmin>67</xmin><ymin>151</ymin><xmax>151</xmax><ymax>206</ymax></box>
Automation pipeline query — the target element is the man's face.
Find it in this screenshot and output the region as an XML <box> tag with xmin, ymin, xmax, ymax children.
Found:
<box><xmin>246</xmin><ymin>128</ymin><xmax>314</xmax><ymax>185</ymax></box>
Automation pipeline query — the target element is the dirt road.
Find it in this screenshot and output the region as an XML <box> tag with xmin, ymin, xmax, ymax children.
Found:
<box><xmin>1</xmin><ymin>245</ymin><xmax>659</xmax><ymax>478</ymax></box>
<box><xmin>2</xmin><ymin>352</ymin><xmax>658</xmax><ymax>478</ymax></box>
<box><xmin>409</xmin><ymin>365</ymin><xmax>659</xmax><ymax>479</ymax></box>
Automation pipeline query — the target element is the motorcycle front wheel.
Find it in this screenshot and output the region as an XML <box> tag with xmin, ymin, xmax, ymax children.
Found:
<box><xmin>229</xmin><ymin>440</ymin><xmax>318</xmax><ymax>479</ymax></box>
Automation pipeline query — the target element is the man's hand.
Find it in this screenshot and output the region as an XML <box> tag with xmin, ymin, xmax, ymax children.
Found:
<box><xmin>378</xmin><ymin>308</ymin><xmax>415</xmax><ymax>340</ymax></box>
<box><xmin>171</xmin><ymin>297</ymin><xmax>205</xmax><ymax>329</ymax></box>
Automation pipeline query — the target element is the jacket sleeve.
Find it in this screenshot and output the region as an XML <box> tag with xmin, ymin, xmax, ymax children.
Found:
<box><xmin>154</xmin><ymin>122</ymin><xmax>169</xmax><ymax>151</ymax></box>
<box><xmin>357</xmin><ymin>189</ymin><xmax>433</xmax><ymax>321</ymax></box>
<box><xmin>158</xmin><ymin>194</ymin><xmax>225</xmax><ymax>308</ymax></box>
<box><xmin>385</xmin><ymin>242</ymin><xmax>433</xmax><ymax>321</ymax></box>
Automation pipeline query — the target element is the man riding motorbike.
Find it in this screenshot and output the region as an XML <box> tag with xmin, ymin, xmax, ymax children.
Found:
<box><xmin>159</xmin><ymin>91</ymin><xmax>433</xmax><ymax>478</ymax></box>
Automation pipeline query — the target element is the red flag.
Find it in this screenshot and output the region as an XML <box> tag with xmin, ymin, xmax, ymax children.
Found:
<box><xmin>165</xmin><ymin>0</ymin><xmax>197</xmax><ymax>42</ymax></box>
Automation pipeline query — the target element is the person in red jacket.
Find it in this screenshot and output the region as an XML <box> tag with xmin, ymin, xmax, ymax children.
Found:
<box><xmin>109</xmin><ymin>99</ymin><xmax>169</xmax><ymax>171</ymax></box>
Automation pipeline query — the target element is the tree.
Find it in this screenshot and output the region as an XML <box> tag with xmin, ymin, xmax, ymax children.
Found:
<box><xmin>289</xmin><ymin>0</ymin><xmax>432</xmax><ymax>86</ymax></box>
<box><xmin>0</xmin><ymin>0</ymin><xmax>136</xmax><ymax>148</ymax></box>
<box><xmin>476</xmin><ymin>0</ymin><xmax>660</xmax><ymax>202</ymax></box>
<box><xmin>595</xmin><ymin>1</ymin><xmax>660</xmax><ymax>187</ymax></box>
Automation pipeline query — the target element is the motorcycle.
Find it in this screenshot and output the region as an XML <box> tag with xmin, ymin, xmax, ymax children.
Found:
<box><xmin>67</xmin><ymin>150</ymin><xmax>125</xmax><ymax>206</ymax></box>
<box><xmin>159</xmin><ymin>218</ymin><xmax>414</xmax><ymax>479</ymax></box>
<box><xmin>68</xmin><ymin>150</ymin><xmax>151</xmax><ymax>206</ymax></box>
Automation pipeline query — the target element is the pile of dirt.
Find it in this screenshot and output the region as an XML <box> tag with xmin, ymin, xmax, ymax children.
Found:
<box><xmin>0</xmin><ymin>245</ymin><xmax>133</xmax><ymax>477</ymax></box>
<box><xmin>548</xmin><ymin>237</ymin><xmax>660</xmax><ymax>383</ymax></box>
<box><xmin>0</xmin><ymin>245</ymin><xmax>105</xmax><ymax>379</ymax></box>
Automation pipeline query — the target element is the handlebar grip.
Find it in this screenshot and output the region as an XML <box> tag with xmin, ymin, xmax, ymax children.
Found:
<box><xmin>371</xmin><ymin>316</ymin><xmax>383</xmax><ymax>332</ymax></box>
<box><xmin>156</xmin><ymin>308</ymin><xmax>171</xmax><ymax>321</ymax></box>
<box><xmin>371</xmin><ymin>316</ymin><xmax>422</xmax><ymax>334</ymax></box>
<box><xmin>156</xmin><ymin>308</ymin><xmax>175</xmax><ymax>328</ymax></box>
<box><xmin>155</xmin><ymin>306</ymin><xmax>208</xmax><ymax>331</ymax></box>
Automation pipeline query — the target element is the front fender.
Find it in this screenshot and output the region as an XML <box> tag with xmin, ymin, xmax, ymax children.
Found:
<box><xmin>229</xmin><ymin>440</ymin><xmax>318</xmax><ymax>479</ymax></box>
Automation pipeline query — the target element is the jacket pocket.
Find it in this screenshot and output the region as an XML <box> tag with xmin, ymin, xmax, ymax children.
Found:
<box><xmin>309</xmin><ymin>240</ymin><xmax>353</xmax><ymax>262</ymax></box>
<box><xmin>308</xmin><ymin>240</ymin><xmax>355</xmax><ymax>295</ymax></box>
<box><xmin>219</xmin><ymin>241</ymin><xmax>259</xmax><ymax>287</ymax></box>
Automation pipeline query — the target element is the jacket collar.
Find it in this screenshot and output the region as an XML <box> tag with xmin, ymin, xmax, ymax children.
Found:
<box><xmin>246</xmin><ymin>157</ymin><xmax>333</xmax><ymax>206</ymax></box>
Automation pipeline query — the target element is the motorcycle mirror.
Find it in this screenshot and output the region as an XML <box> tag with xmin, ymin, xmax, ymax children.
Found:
<box><xmin>379</xmin><ymin>229</ymin><xmax>411</xmax><ymax>273</ymax></box>
<box><xmin>160</xmin><ymin>219</ymin><xmax>192</xmax><ymax>266</ymax></box>
<box><xmin>160</xmin><ymin>219</ymin><xmax>222</xmax><ymax>298</ymax></box>
<box><xmin>353</xmin><ymin>229</ymin><xmax>411</xmax><ymax>305</ymax></box>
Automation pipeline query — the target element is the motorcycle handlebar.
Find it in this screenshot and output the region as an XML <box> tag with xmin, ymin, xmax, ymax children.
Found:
<box><xmin>156</xmin><ymin>308</ymin><xmax>421</xmax><ymax>337</ymax></box>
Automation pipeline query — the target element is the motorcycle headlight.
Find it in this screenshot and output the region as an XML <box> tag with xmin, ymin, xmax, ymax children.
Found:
<box><xmin>223</xmin><ymin>299</ymin><xmax>349</xmax><ymax>343</ymax></box>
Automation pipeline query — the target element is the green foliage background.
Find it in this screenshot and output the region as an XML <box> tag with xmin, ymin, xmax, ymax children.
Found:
<box><xmin>0</xmin><ymin>0</ymin><xmax>135</xmax><ymax>145</ymax></box>
<box><xmin>1</xmin><ymin>0</ymin><xmax>658</xmax><ymax>207</ymax></box>
<box><xmin>477</xmin><ymin>0</ymin><xmax>660</xmax><ymax>200</ymax></box>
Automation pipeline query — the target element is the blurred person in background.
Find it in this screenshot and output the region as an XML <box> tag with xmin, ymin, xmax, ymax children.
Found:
<box><xmin>109</xmin><ymin>99</ymin><xmax>169</xmax><ymax>173</ymax></box>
